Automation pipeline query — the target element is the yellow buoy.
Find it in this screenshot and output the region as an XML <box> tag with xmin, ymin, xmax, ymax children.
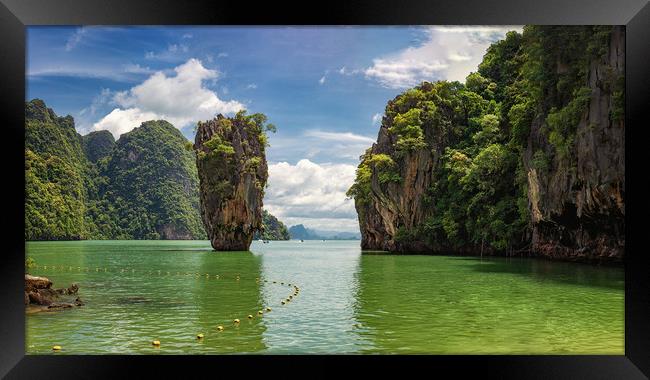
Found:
<box><xmin>52</xmin><ymin>345</ymin><xmax>61</xmax><ymax>351</ymax></box>
<box><xmin>216</xmin><ymin>326</ymin><xmax>224</xmax><ymax>331</ymax></box>
<box><xmin>152</xmin><ymin>340</ymin><xmax>160</xmax><ymax>346</ymax></box>
<box><xmin>281</xmin><ymin>301</ymin><xmax>286</xmax><ymax>305</ymax></box>
<box><xmin>248</xmin><ymin>314</ymin><xmax>253</xmax><ymax>319</ymax></box>
<box><xmin>197</xmin><ymin>333</ymin><xmax>204</xmax><ymax>339</ymax></box>
<box><xmin>257</xmin><ymin>310</ymin><xmax>263</xmax><ymax>315</ymax></box>
<box><xmin>233</xmin><ymin>319</ymin><xmax>240</xmax><ymax>324</ymax></box>
<box><xmin>266</xmin><ymin>307</ymin><xmax>272</xmax><ymax>312</ymax></box>
<box><xmin>286</xmin><ymin>298</ymin><xmax>291</xmax><ymax>303</ymax></box>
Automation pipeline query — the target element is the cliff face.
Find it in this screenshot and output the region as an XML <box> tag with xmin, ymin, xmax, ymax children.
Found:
<box><xmin>98</xmin><ymin>120</ymin><xmax>205</xmax><ymax>240</ymax></box>
<box><xmin>524</xmin><ymin>27</ymin><xmax>625</xmax><ymax>260</ymax></box>
<box><xmin>25</xmin><ymin>99</ymin><xmax>91</xmax><ymax>240</ymax></box>
<box><xmin>351</xmin><ymin>26</ymin><xmax>624</xmax><ymax>262</ymax></box>
<box><xmin>357</xmin><ymin>120</ymin><xmax>439</xmax><ymax>252</ymax></box>
<box><xmin>194</xmin><ymin>113</ymin><xmax>270</xmax><ymax>250</ymax></box>
<box><xmin>25</xmin><ymin>100</ymin><xmax>206</xmax><ymax>241</ymax></box>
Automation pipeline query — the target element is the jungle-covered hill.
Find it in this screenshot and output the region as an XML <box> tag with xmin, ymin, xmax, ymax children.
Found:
<box><xmin>25</xmin><ymin>100</ymin><xmax>288</xmax><ymax>241</ymax></box>
<box><xmin>347</xmin><ymin>26</ymin><xmax>624</xmax><ymax>262</ymax></box>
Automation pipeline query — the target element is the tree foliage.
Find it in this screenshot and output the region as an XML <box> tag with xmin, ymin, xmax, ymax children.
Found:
<box><xmin>349</xmin><ymin>26</ymin><xmax>619</xmax><ymax>253</ymax></box>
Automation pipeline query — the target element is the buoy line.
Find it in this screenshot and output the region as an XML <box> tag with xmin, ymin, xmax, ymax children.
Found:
<box><xmin>31</xmin><ymin>263</ymin><xmax>301</xmax><ymax>350</ymax></box>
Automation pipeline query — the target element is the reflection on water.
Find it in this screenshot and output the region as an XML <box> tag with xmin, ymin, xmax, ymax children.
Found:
<box><xmin>26</xmin><ymin>241</ymin><xmax>623</xmax><ymax>354</ymax></box>
<box><xmin>354</xmin><ymin>254</ymin><xmax>624</xmax><ymax>354</ymax></box>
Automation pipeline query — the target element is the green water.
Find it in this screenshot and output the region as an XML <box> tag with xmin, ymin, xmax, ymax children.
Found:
<box><xmin>25</xmin><ymin>240</ymin><xmax>624</xmax><ymax>354</ymax></box>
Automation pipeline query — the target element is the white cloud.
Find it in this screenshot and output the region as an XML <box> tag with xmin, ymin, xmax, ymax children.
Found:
<box><xmin>182</xmin><ymin>33</ymin><xmax>193</xmax><ymax>39</ymax></box>
<box><xmin>28</xmin><ymin>66</ymin><xmax>138</xmax><ymax>82</ymax></box>
<box><xmin>319</xmin><ymin>76</ymin><xmax>326</xmax><ymax>85</ymax></box>
<box><xmin>122</xmin><ymin>63</ymin><xmax>153</xmax><ymax>74</ymax></box>
<box><xmin>303</xmin><ymin>130</ymin><xmax>375</xmax><ymax>145</ymax></box>
<box><xmin>93</xmin><ymin>58</ymin><xmax>244</xmax><ymax>138</ymax></box>
<box><xmin>93</xmin><ymin>108</ymin><xmax>160</xmax><ymax>138</ymax></box>
<box><xmin>145</xmin><ymin>44</ymin><xmax>190</xmax><ymax>61</ymax></box>
<box><xmin>246</xmin><ymin>83</ymin><xmax>257</xmax><ymax>89</ymax></box>
<box><xmin>265</xmin><ymin>159</ymin><xmax>359</xmax><ymax>232</ymax></box>
<box><xmin>65</xmin><ymin>27</ymin><xmax>87</xmax><ymax>51</ymax></box>
<box><xmin>268</xmin><ymin>129</ymin><xmax>374</xmax><ymax>164</ymax></box>
<box><xmin>338</xmin><ymin>66</ymin><xmax>361</xmax><ymax>76</ymax></box>
<box><xmin>372</xmin><ymin>113</ymin><xmax>383</xmax><ymax>126</ymax></box>
<box><xmin>217</xmin><ymin>52</ymin><xmax>229</xmax><ymax>58</ymax></box>
<box><xmin>364</xmin><ymin>25</ymin><xmax>522</xmax><ymax>89</ymax></box>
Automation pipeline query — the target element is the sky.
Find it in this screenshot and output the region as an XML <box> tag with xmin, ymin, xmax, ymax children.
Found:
<box><xmin>27</xmin><ymin>25</ymin><xmax>521</xmax><ymax>232</ymax></box>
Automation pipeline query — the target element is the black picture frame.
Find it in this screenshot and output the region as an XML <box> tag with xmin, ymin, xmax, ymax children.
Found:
<box><xmin>1</xmin><ymin>0</ymin><xmax>647</xmax><ymax>378</ymax></box>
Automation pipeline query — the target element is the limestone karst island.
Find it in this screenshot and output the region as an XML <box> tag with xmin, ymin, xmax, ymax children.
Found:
<box><xmin>24</xmin><ymin>25</ymin><xmax>624</xmax><ymax>355</ymax></box>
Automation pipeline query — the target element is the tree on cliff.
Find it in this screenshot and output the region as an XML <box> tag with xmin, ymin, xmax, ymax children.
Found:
<box><xmin>25</xmin><ymin>101</ymin><xmax>207</xmax><ymax>241</ymax></box>
<box><xmin>349</xmin><ymin>26</ymin><xmax>624</xmax><ymax>260</ymax></box>
<box><xmin>193</xmin><ymin>110</ymin><xmax>276</xmax><ymax>250</ymax></box>
<box><xmin>253</xmin><ymin>210</ymin><xmax>290</xmax><ymax>240</ymax></box>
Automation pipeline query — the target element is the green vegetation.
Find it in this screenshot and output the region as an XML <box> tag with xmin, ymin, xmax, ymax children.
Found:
<box><xmin>350</xmin><ymin>26</ymin><xmax>620</xmax><ymax>253</ymax></box>
<box><xmin>346</xmin><ymin>151</ymin><xmax>401</xmax><ymax>205</ymax></box>
<box><xmin>26</xmin><ymin>104</ymin><xmax>289</xmax><ymax>242</ymax></box>
<box><xmin>25</xmin><ymin>99</ymin><xmax>92</xmax><ymax>240</ymax></box>
<box><xmin>82</xmin><ymin>130</ymin><xmax>115</xmax><ymax>163</ymax></box>
<box><xmin>253</xmin><ymin>210</ymin><xmax>290</xmax><ymax>240</ymax></box>
<box><xmin>95</xmin><ymin>120</ymin><xmax>205</xmax><ymax>239</ymax></box>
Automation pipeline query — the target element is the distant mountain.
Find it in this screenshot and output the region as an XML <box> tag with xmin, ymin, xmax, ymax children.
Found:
<box><xmin>288</xmin><ymin>224</ymin><xmax>360</xmax><ymax>240</ymax></box>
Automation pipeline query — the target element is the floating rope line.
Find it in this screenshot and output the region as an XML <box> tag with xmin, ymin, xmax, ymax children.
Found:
<box><xmin>30</xmin><ymin>263</ymin><xmax>301</xmax><ymax>349</ymax></box>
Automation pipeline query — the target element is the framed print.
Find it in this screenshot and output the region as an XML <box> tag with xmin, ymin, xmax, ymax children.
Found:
<box><xmin>0</xmin><ymin>0</ymin><xmax>647</xmax><ymax>378</ymax></box>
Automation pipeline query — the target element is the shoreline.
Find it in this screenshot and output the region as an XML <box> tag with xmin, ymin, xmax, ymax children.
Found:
<box><xmin>360</xmin><ymin>249</ymin><xmax>624</xmax><ymax>267</ymax></box>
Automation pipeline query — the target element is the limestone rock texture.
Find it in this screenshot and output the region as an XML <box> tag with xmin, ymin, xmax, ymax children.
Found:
<box><xmin>352</xmin><ymin>26</ymin><xmax>624</xmax><ymax>262</ymax></box>
<box><xmin>523</xmin><ymin>27</ymin><xmax>625</xmax><ymax>261</ymax></box>
<box><xmin>194</xmin><ymin>114</ymin><xmax>269</xmax><ymax>251</ymax></box>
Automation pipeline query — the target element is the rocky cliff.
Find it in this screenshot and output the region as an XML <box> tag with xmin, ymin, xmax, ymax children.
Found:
<box><xmin>194</xmin><ymin>111</ymin><xmax>272</xmax><ymax>250</ymax></box>
<box><xmin>25</xmin><ymin>99</ymin><xmax>91</xmax><ymax>240</ymax></box>
<box><xmin>25</xmin><ymin>101</ymin><xmax>206</xmax><ymax>240</ymax></box>
<box><xmin>99</xmin><ymin>120</ymin><xmax>205</xmax><ymax>240</ymax></box>
<box><xmin>253</xmin><ymin>210</ymin><xmax>290</xmax><ymax>240</ymax></box>
<box><xmin>524</xmin><ymin>27</ymin><xmax>625</xmax><ymax>260</ymax></box>
<box><xmin>350</xmin><ymin>26</ymin><xmax>624</xmax><ymax>262</ymax></box>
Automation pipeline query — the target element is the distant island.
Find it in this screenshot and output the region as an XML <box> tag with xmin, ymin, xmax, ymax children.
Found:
<box><xmin>288</xmin><ymin>224</ymin><xmax>360</xmax><ymax>240</ymax></box>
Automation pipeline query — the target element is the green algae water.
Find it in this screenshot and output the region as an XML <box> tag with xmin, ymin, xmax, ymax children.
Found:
<box><xmin>25</xmin><ymin>240</ymin><xmax>624</xmax><ymax>354</ymax></box>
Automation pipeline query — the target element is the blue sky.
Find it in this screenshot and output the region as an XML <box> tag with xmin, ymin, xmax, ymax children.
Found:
<box><xmin>27</xmin><ymin>25</ymin><xmax>520</xmax><ymax>232</ymax></box>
